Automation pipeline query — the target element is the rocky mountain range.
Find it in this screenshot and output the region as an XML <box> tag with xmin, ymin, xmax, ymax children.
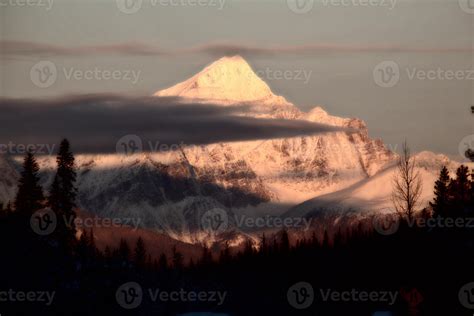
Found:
<box><xmin>1</xmin><ymin>55</ymin><xmax>461</xmax><ymax>246</ymax></box>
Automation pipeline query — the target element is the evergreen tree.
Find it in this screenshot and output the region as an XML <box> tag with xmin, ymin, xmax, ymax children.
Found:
<box><xmin>158</xmin><ymin>253</ymin><xmax>168</xmax><ymax>271</ymax></box>
<box><xmin>133</xmin><ymin>237</ymin><xmax>147</xmax><ymax>268</ymax></box>
<box><xmin>118</xmin><ymin>238</ymin><xmax>131</xmax><ymax>262</ymax></box>
<box><xmin>172</xmin><ymin>246</ymin><xmax>184</xmax><ymax>269</ymax></box>
<box><xmin>449</xmin><ymin>165</ymin><xmax>471</xmax><ymax>216</ymax></box>
<box><xmin>77</xmin><ymin>230</ymin><xmax>90</xmax><ymax>260</ymax></box>
<box><xmin>89</xmin><ymin>229</ymin><xmax>97</xmax><ymax>258</ymax></box>
<box><xmin>200</xmin><ymin>245</ymin><xmax>213</xmax><ymax>265</ymax></box>
<box><xmin>219</xmin><ymin>242</ymin><xmax>231</xmax><ymax>264</ymax></box>
<box><xmin>14</xmin><ymin>151</ymin><xmax>45</xmax><ymax>215</ymax></box>
<box><xmin>280</xmin><ymin>230</ymin><xmax>290</xmax><ymax>253</ymax></box>
<box><xmin>49</xmin><ymin>139</ymin><xmax>78</xmax><ymax>249</ymax></box>
<box><xmin>430</xmin><ymin>166</ymin><xmax>451</xmax><ymax>217</ymax></box>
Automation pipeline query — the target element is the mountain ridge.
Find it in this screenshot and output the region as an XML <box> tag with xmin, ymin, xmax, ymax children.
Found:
<box><xmin>0</xmin><ymin>56</ymin><xmax>437</xmax><ymax>246</ymax></box>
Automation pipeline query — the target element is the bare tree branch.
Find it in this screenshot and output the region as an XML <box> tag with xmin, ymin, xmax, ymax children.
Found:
<box><xmin>392</xmin><ymin>141</ymin><xmax>423</xmax><ymax>221</ymax></box>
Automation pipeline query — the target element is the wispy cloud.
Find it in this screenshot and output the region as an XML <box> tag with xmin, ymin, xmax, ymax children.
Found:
<box><xmin>0</xmin><ymin>95</ymin><xmax>350</xmax><ymax>154</ymax></box>
<box><xmin>1</xmin><ymin>40</ymin><xmax>471</xmax><ymax>59</ymax></box>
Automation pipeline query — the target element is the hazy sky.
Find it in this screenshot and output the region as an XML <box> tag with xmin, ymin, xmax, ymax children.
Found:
<box><xmin>0</xmin><ymin>0</ymin><xmax>473</xmax><ymax>158</ymax></box>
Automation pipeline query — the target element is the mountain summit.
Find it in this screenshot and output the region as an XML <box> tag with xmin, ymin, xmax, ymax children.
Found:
<box><xmin>154</xmin><ymin>55</ymin><xmax>290</xmax><ymax>106</ymax></box>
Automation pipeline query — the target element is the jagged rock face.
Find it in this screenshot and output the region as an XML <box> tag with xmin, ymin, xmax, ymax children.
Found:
<box><xmin>0</xmin><ymin>56</ymin><xmax>395</xmax><ymax>244</ymax></box>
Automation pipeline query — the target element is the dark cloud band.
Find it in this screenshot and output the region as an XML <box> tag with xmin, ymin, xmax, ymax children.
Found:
<box><xmin>0</xmin><ymin>95</ymin><xmax>350</xmax><ymax>154</ymax></box>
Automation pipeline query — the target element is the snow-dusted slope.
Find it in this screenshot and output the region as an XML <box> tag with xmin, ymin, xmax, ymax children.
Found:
<box><xmin>284</xmin><ymin>152</ymin><xmax>468</xmax><ymax>222</ymax></box>
<box><xmin>1</xmin><ymin>56</ymin><xmax>396</xmax><ymax>244</ymax></box>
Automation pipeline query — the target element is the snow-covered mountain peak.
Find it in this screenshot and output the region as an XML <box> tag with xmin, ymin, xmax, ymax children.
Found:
<box><xmin>154</xmin><ymin>56</ymin><xmax>292</xmax><ymax>106</ymax></box>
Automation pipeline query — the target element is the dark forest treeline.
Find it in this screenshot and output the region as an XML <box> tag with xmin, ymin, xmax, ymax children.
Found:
<box><xmin>0</xmin><ymin>141</ymin><xmax>474</xmax><ymax>315</ymax></box>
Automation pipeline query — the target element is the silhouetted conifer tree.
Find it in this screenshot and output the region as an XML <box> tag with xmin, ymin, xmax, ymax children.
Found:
<box><xmin>449</xmin><ymin>165</ymin><xmax>471</xmax><ymax>216</ymax></box>
<box><xmin>134</xmin><ymin>237</ymin><xmax>147</xmax><ymax>268</ymax></box>
<box><xmin>172</xmin><ymin>246</ymin><xmax>184</xmax><ymax>269</ymax></box>
<box><xmin>430</xmin><ymin>166</ymin><xmax>451</xmax><ymax>217</ymax></box>
<box><xmin>158</xmin><ymin>253</ymin><xmax>168</xmax><ymax>271</ymax></box>
<box><xmin>14</xmin><ymin>151</ymin><xmax>44</xmax><ymax>215</ymax></box>
<box><xmin>118</xmin><ymin>238</ymin><xmax>131</xmax><ymax>262</ymax></box>
<box><xmin>49</xmin><ymin>139</ymin><xmax>77</xmax><ymax>250</ymax></box>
